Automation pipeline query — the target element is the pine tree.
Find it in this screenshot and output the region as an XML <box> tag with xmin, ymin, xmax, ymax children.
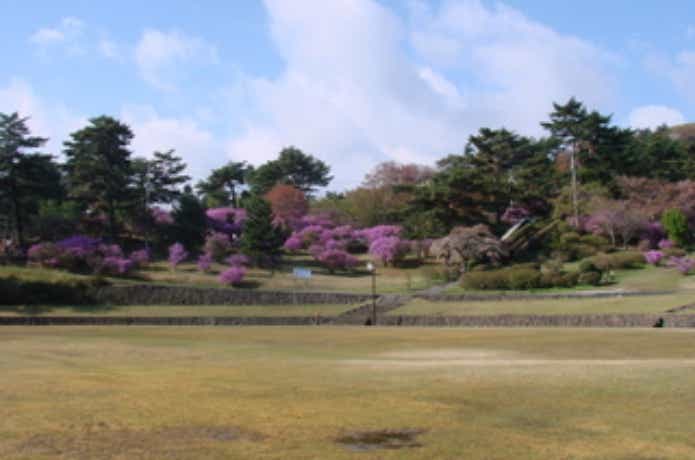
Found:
<box><xmin>239</xmin><ymin>195</ymin><xmax>286</xmax><ymax>267</ymax></box>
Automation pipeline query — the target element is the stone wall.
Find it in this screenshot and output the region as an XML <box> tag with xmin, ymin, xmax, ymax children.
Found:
<box><xmin>93</xmin><ymin>285</ymin><xmax>371</xmax><ymax>306</ymax></box>
<box><xmin>414</xmin><ymin>290</ymin><xmax>674</xmax><ymax>303</ymax></box>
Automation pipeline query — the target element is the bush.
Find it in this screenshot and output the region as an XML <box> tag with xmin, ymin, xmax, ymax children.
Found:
<box><xmin>578</xmin><ymin>271</ymin><xmax>602</xmax><ymax>286</ymax></box>
<box><xmin>197</xmin><ymin>253</ymin><xmax>213</xmax><ymax>273</ymax></box>
<box><xmin>0</xmin><ymin>276</ymin><xmax>108</xmax><ymax>305</ymax></box>
<box><xmin>661</xmin><ymin>209</ymin><xmax>689</xmax><ymax>246</ymax></box>
<box><xmin>168</xmin><ymin>243</ymin><xmax>188</xmax><ymax>269</ymax></box>
<box><xmin>590</xmin><ymin>251</ymin><xmax>645</xmax><ymax>271</ymax></box>
<box><xmin>203</xmin><ymin>232</ymin><xmax>232</xmax><ymax>262</ymax></box>
<box><xmin>578</xmin><ymin>260</ymin><xmax>600</xmax><ymax>274</ymax></box>
<box><xmin>663</xmin><ymin>247</ymin><xmax>687</xmax><ymax>258</ymax></box>
<box><xmin>551</xmin><ymin>232</ymin><xmax>609</xmax><ymax>261</ymax></box>
<box><xmin>219</xmin><ymin>266</ymin><xmax>246</xmax><ymax>286</ymax></box>
<box><xmin>462</xmin><ymin>265</ymin><xmax>577</xmax><ymax>290</ymax></box>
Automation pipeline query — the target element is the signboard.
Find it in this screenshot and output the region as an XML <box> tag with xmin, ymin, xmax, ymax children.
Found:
<box><xmin>293</xmin><ymin>267</ymin><xmax>312</xmax><ymax>280</ymax></box>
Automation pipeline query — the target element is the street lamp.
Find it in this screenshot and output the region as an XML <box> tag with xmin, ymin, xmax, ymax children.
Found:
<box><xmin>366</xmin><ymin>262</ymin><xmax>377</xmax><ymax>326</ymax></box>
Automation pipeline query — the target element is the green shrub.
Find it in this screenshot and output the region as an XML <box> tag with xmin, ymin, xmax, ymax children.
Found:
<box><xmin>590</xmin><ymin>251</ymin><xmax>645</xmax><ymax>271</ymax></box>
<box><xmin>507</xmin><ymin>268</ymin><xmax>542</xmax><ymax>290</ymax></box>
<box><xmin>661</xmin><ymin>208</ymin><xmax>689</xmax><ymax>246</ymax></box>
<box><xmin>551</xmin><ymin>231</ymin><xmax>610</xmax><ymax>261</ymax></box>
<box><xmin>578</xmin><ymin>271</ymin><xmax>602</xmax><ymax>286</ymax></box>
<box><xmin>663</xmin><ymin>247</ymin><xmax>687</xmax><ymax>258</ymax></box>
<box><xmin>462</xmin><ymin>265</ymin><xmax>575</xmax><ymax>290</ymax></box>
<box><xmin>578</xmin><ymin>260</ymin><xmax>600</xmax><ymax>274</ymax></box>
<box><xmin>0</xmin><ymin>276</ymin><xmax>107</xmax><ymax>305</ymax></box>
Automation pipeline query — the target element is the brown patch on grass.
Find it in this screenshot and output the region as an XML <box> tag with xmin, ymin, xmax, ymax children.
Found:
<box><xmin>335</xmin><ymin>428</ymin><xmax>426</xmax><ymax>451</ymax></box>
<box><xmin>16</xmin><ymin>424</ymin><xmax>264</xmax><ymax>459</ymax></box>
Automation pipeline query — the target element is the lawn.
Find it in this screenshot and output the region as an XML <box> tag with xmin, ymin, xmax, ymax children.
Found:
<box><xmin>0</xmin><ymin>327</ymin><xmax>694</xmax><ymax>459</ymax></box>
<box><xmin>0</xmin><ymin>304</ymin><xmax>357</xmax><ymax>317</ymax></box>
<box><xmin>387</xmin><ymin>294</ymin><xmax>695</xmax><ymax>316</ymax></box>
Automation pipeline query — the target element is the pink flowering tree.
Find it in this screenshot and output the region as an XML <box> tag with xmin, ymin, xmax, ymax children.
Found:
<box><xmin>369</xmin><ymin>236</ymin><xmax>410</xmax><ymax>266</ymax></box>
<box><xmin>316</xmin><ymin>249</ymin><xmax>359</xmax><ymax>273</ymax></box>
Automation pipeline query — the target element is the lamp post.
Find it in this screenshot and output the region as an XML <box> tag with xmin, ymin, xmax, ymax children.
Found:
<box><xmin>366</xmin><ymin>262</ymin><xmax>376</xmax><ymax>326</ymax></box>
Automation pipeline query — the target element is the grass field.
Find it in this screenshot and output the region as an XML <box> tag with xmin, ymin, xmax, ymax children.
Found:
<box><xmin>0</xmin><ymin>304</ymin><xmax>357</xmax><ymax>317</ymax></box>
<box><xmin>1</xmin><ymin>327</ymin><xmax>694</xmax><ymax>459</ymax></box>
<box><xmin>387</xmin><ymin>294</ymin><xmax>695</xmax><ymax>316</ymax></box>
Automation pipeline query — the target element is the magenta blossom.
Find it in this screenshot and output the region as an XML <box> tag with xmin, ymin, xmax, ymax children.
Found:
<box><xmin>219</xmin><ymin>266</ymin><xmax>246</xmax><ymax>285</ymax></box>
<box><xmin>643</xmin><ymin>250</ymin><xmax>663</xmax><ymax>265</ymax></box>
<box><xmin>168</xmin><ymin>243</ymin><xmax>188</xmax><ymax>269</ymax></box>
<box><xmin>667</xmin><ymin>256</ymin><xmax>695</xmax><ymax>275</ymax></box>
<box><xmin>658</xmin><ymin>239</ymin><xmax>675</xmax><ymax>249</ymax></box>
<box><xmin>226</xmin><ymin>254</ymin><xmax>250</xmax><ymax>267</ymax></box>
<box><xmin>197</xmin><ymin>253</ymin><xmax>213</xmax><ymax>272</ymax></box>
<box><xmin>369</xmin><ymin>236</ymin><xmax>409</xmax><ymax>266</ymax></box>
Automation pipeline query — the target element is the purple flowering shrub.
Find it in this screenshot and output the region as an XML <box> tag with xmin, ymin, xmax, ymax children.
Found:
<box><xmin>129</xmin><ymin>249</ymin><xmax>151</xmax><ymax>268</ymax></box>
<box><xmin>197</xmin><ymin>253</ymin><xmax>213</xmax><ymax>272</ymax></box>
<box><xmin>658</xmin><ymin>239</ymin><xmax>675</xmax><ymax>249</ymax></box>
<box><xmin>317</xmin><ymin>249</ymin><xmax>358</xmax><ymax>273</ymax></box>
<box><xmin>203</xmin><ymin>232</ymin><xmax>232</xmax><ymax>262</ymax></box>
<box><xmin>207</xmin><ymin>207</ymin><xmax>246</xmax><ymax>235</ymax></box>
<box><xmin>27</xmin><ymin>235</ymin><xmax>138</xmax><ymax>276</ymax></box>
<box><xmin>226</xmin><ymin>254</ymin><xmax>250</xmax><ymax>267</ymax></box>
<box><xmin>359</xmin><ymin>225</ymin><xmax>402</xmax><ymax>244</ymax></box>
<box><xmin>168</xmin><ymin>243</ymin><xmax>188</xmax><ymax>269</ymax></box>
<box><xmin>151</xmin><ymin>206</ymin><xmax>174</xmax><ymax>226</ymax></box>
<box><xmin>667</xmin><ymin>256</ymin><xmax>695</xmax><ymax>275</ymax></box>
<box><xmin>369</xmin><ymin>236</ymin><xmax>410</xmax><ymax>266</ymax></box>
<box><xmin>219</xmin><ymin>266</ymin><xmax>246</xmax><ymax>285</ymax></box>
<box><xmin>643</xmin><ymin>250</ymin><xmax>663</xmax><ymax>265</ymax></box>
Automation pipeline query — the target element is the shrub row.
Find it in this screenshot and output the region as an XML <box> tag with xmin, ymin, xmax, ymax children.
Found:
<box><xmin>0</xmin><ymin>276</ymin><xmax>108</xmax><ymax>305</ymax></box>
<box><xmin>587</xmin><ymin>251</ymin><xmax>645</xmax><ymax>271</ymax></box>
<box><xmin>461</xmin><ymin>266</ymin><xmax>581</xmax><ymax>290</ymax></box>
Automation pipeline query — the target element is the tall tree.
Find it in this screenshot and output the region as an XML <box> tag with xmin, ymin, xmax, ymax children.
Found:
<box><xmin>248</xmin><ymin>147</ymin><xmax>332</xmax><ymax>195</ymax></box>
<box><xmin>63</xmin><ymin>116</ymin><xmax>134</xmax><ymax>241</ymax></box>
<box><xmin>542</xmin><ymin>98</ymin><xmax>630</xmax><ymax>225</ymax></box>
<box><xmin>196</xmin><ymin>161</ymin><xmax>252</xmax><ymax>207</ymax></box>
<box><xmin>0</xmin><ymin>112</ymin><xmax>60</xmax><ymax>247</ymax></box>
<box><xmin>171</xmin><ymin>185</ymin><xmax>207</xmax><ymax>250</ymax></box>
<box><xmin>239</xmin><ymin>195</ymin><xmax>286</xmax><ymax>266</ymax></box>
<box><xmin>131</xmin><ymin>149</ymin><xmax>190</xmax><ymax>206</ymax></box>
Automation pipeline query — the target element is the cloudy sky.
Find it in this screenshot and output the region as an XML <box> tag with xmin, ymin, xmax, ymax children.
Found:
<box><xmin>2</xmin><ymin>0</ymin><xmax>695</xmax><ymax>189</ymax></box>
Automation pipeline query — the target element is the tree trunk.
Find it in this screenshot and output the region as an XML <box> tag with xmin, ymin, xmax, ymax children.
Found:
<box><xmin>9</xmin><ymin>178</ymin><xmax>24</xmax><ymax>249</ymax></box>
<box><xmin>108</xmin><ymin>199</ymin><xmax>118</xmax><ymax>243</ymax></box>
<box><xmin>570</xmin><ymin>147</ymin><xmax>579</xmax><ymax>227</ymax></box>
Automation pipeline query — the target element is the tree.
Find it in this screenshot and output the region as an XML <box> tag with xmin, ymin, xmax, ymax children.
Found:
<box><xmin>661</xmin><ymin>208</ymin><xmax>689</xmax><ymax>247</ymax></box>
<box><xmin>239</xmin><ymin>195</ymin><xmax>286</xmax><ymax>266</ymax></box>
<box><xmin>0</xmin><ymin>112</ymin><xmax>61</xmax><ymax>247</ymax></box>
<box><xmin>264</xmin><ymin>184</ymin><xmax>308</xmax><ymax>228</ymax></box>
<box><xmin>171</xmin><ymin>186</ymin><xmax>207</xmax><ymax>250</ymax></box>
<box><xmin>542</xmin><ymin>98</ymin><xmax>631</xmax><ymax>225</ymax></box>
<box><xmin>248</xmin><ymin>147</ymin><xmax>332</xmax><ymax>195</ymax></box>
<box><xmin>196</xmin><ymin>161</ymin><xmax>252</xmax><ymax>207</ymax></box>
<box><xmin>63</xmin><ymin>116</ymin><xmax>134</xmax><ymax>241</ymax></box>
<box><xmin>131</xmin><ymin>149</ymin><xmax>190</xmax><ymax>206</ymax></box>
<box><xmin>430</xmin><ymin>225</ymin><xmax>508</xmax><ymax>272</ymax></box>
<box><xmin>363</xmin><ymin>161</ymin><xmax>434</xmax><ymax>188</ymax></box>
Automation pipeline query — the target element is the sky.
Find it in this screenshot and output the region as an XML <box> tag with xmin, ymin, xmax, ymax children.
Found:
<box><xmin>2</xmin><ymin>0</ymin><xmax>695</xmax><ymax>190</ymax></box>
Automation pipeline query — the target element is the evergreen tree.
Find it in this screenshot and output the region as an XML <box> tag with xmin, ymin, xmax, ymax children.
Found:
<box><xmin>239</xmin><ymin>195</ymin><xmax>286</xmax><ymax>266</ymax></box>
<box><xmin>171</xmin><ymin>186</ymin><xmax>207</xmax><ymax>250</ymax></box>
<box><xmin>0</xmin><ymin>112</ymin><xmax>61</xmax><ymax>247</ymax></box>
<box><xmin>196</xmin><ymin>161</ymin><xmax>252</xmax><ymax>207</ymax></box>
<box><xmin>63</xmin><ymin>116</ymin><xmax>134</xmax><ymax>241</ymax></box>
<box><xmin>248</xmin><ymin>147</ymin><xmax>332</xmax><ymax>195</ymax></box>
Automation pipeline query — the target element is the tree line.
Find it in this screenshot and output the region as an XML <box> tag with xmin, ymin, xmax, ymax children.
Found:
<box><xmin>2</xmin><ymin>97</ymin><xmax>694</xmax><ymax>254</ymax></box>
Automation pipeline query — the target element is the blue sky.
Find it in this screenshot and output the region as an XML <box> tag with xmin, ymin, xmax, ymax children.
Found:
<box><xmin>2</xmin><ymin>0</ymin><xmax>695</xmax><ymax>189</ymax></box>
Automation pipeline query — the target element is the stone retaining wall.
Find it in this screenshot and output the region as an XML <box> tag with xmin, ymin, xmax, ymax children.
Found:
<box><xmin>94</xmin><ymin>285</ymin><xmax>371</xmax><ymax>306</ymax></box>
<box><xmin>414</xmin><ymin>290</ymin><xmax>674</xmax><ymax>302</ymax></box>
<box><xmin>2</xmin><ymin>314</ymin><xmax>694</xmax><ymax>327</ymax></box>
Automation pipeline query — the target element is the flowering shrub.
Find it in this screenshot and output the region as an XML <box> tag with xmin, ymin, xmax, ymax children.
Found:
<box><xmin>226</xmin><ymin>254</ymin><xmax>250</xmax><ymax>267</ymax></box>
<box><xmin>57</xmin><ymin>235</ymin><xmax>101</xmax><ymax>257</ymax></box>
<box><xmin>168</xmin><ymin>243</ymin><xmax>188</xmax><ymax>269</ymax></box>
<box><xmin>283</xmin><ymin>234</ymin><xmax>303</xmax><ymax>251</ymax></box>
<box><xmin>129</xmin><ymin>249</ymin><xmax>151</xmax><ymax>268</ymax></box>
<box><xmin>643</xmin><ymin>250</ymin><xmax>663</xmax><ymax>265</ymax></box>
<box><xmin>667</xmin><ymin>256</ymin><xmax>695</xmax><ymax>275</ymax></box>
<box><xmin>360</xmin><ymin>225</ymin><xmax>402</xmax><ymax>244</ymax></box>
<box><xmin>316</xmin><ymin>249</ymin><xmax>358</xmax><ymax>273</ymax></box>
<box><xmin>658</xmin><ymin>239</ymin><xmax>674</xmax><ymax>249</ymax></box>
<box><xmin>27</xmin><ymin>242</ymin><xmax>61</xmax><ymax>267</ymax></box>
<box><xmin>641</xmin><ymin>222</ymin><xmax>665</xmax><ymax>249</ymax></box>
<box><xmin>203</xmin><ymin>232</ymin><xmax>232</xmax><ymax>262</ymax></box>
<box><xmin>219</xmin><ymin>266</ymin><xmax>246</xmax><ymax>285</ymax></box>
<box><xmin>369</xmin><ymin>236</ymin><xmax>409</xmax><ymax>266</ymax></box>
<box><xmin>197</xmin><ymin>253</ymin><xmax>213</xmax><ymax>272</ymax></box>
<box><xmin>101</xmin><ymin>256</ymin><xmax>134</xmax><ymax>275</ymax></box>
<box><xmin>207</xmin><ymin>207</ymin><xmax>246</xmax><ymax>235</ymax></box>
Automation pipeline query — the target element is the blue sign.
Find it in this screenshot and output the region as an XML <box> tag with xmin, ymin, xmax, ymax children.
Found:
<box><xmin>293</xmin><ymin>267</ymin><xmax>312</xmax><ymax>279</ymax></box>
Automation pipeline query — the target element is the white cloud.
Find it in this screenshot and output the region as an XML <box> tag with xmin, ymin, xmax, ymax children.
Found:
<box><xmin>0</xmin><ymin>78</ymin><xmax>85</xmax><ymax>156</ymax></box>
<box><xmin>628</xmin><ymin>105</ymin><xmax>685</xmax><ymax>129</ymax></box>
<box><xmin>98</xmin><ymin>39</ymin><xmax>120</xmax><ymax>60</ymax></box>
<box><xmin>224</xmin><ymin>0</ymin><xmax>617</xmax><ymax>190</ymax></box>
<box><xmin>120</xmin><ymin>105</ymin><xmax>219</xmax><ymax>180</ymax></box>
<box><xmin>135</xmin><ymin>29</ymin><xmax>218</xmax><ymax>91</ymax></box>
<box><xmin>29</xmin><ymin>17</ymin><xmax>85</xmax><ymax>55</ymax></box>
